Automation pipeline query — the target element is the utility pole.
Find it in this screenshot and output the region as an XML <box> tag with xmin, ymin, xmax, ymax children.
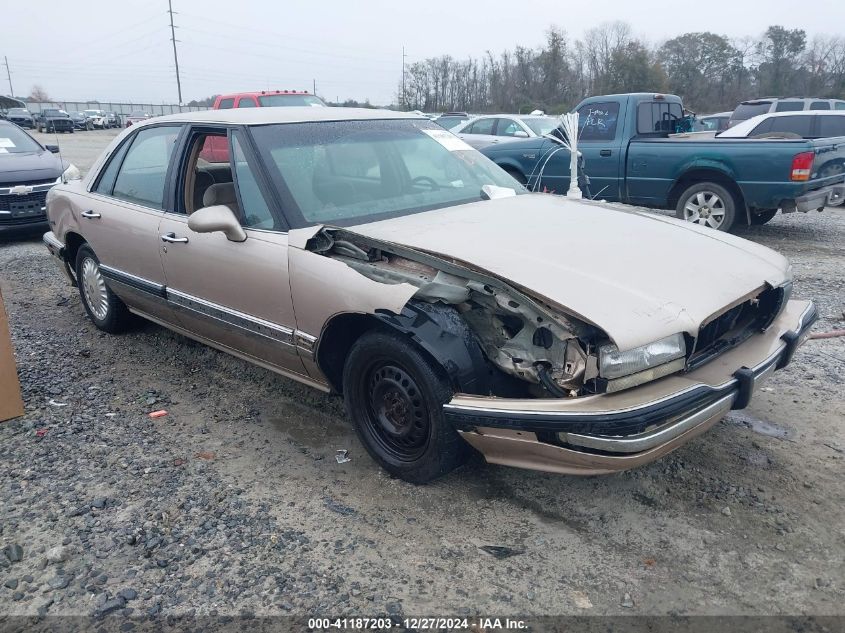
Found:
<box><xmin>312</xmin><ymin>79</ymin><xmax>316</xmax><ymax>96</ymax></box>
<box><xmin>401</xmin><ymin>46</ymin><xmax>407</xmax><ymax>110</ymax></box>
<box><xmin>3</xmin><ymin>56</ymin><xmax>13</xmax><ymax>98</ymax></box>
<box><xmin>167</xmin><ymin>0</ymin><xmax>183</xmax><ymax>105</ymax></box>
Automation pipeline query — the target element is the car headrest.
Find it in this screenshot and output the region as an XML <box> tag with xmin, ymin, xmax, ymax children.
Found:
<box><xmin>202</xmin><ymin>182</ymin><xmax>237</xmax><ymax>208</ymax></box>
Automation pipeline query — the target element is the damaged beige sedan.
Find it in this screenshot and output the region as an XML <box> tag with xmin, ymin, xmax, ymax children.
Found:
<box><xmin>43</xmin><ymin>108</ymin><xmax>816</xmax><ymax>483</ymax></box>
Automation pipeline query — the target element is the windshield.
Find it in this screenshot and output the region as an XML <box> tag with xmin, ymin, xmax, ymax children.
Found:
<box><xmin>257</xmin><ymin>94</ymin><xmax>326</xmax><ymax>107</ymax></box>
<box><xmin>250</xmin><ymin>119</ymin><xmax>524</xmax><ymax>228</ymax></box>
<box><xmin>0</xmin><ymin>124</ymin><xmax>44</xmax><ymax>153</ymax></box>
<box><xmin>435</xmin><ymin>116</ymin><xmax>466</xmax><ymax>130</ymax></box>
<box><xmin>523</xmin><ymin>117</ymin><xmax>560</xmax><ymax>136</ymax></box>
<box><xmin>129</xmin><ymin>112</ymin><xmax>148</xmax><ymax>117</ymax></box>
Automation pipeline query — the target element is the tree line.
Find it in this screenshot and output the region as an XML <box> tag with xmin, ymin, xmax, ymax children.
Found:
<box><xmin>400</xmin><ymin>23</ymin><xmax>845</xmax><ymax>115</ymax></box>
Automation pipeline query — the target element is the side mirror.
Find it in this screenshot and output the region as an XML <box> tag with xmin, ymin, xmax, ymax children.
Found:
<box><xmin>188</xmin><ymin>205</ymin><xmax>247</xmax><ymax>242</ymax></box>
<box><xmin>45</xmin><ymin>144</ymin><xmax>60</xmax><ymax>153</ymax></box>
<box><xmin>513</xmin><ymin>130</ymin><xmax>529</xmax><ymax>138</ymax></box>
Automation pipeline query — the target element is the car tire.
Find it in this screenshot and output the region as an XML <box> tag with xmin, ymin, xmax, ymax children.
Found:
<box><xmin>750</xmin><ymin>209</ymin><xmax>778</xmax><ymax>225</ymax></box>
<box><xmin>675</xmin><ymin>182</ymin><xmax>737</xmax><ymax>232</ymax></box>
<box><xmin>342</xmin><ymin>330</ymin><xmax>468</xmax><ymax>484</ymax></box>
<box><xmin>87</xmin><ymin>122</ymin><xmax>93</xmax><ymax>131</ymax></box>
<box><xmin>75</xmin><ymin>245</ymin><xmax>131</xmax><ymax>334</ymax></box>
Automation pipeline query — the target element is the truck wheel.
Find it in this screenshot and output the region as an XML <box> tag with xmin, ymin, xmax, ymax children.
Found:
<box><xmin>750</xmin><ymin>210</ymin><xmax>778</xmax><ymax>225</ymax></box>
<box><xmin>342</xmin><ymin>330</ymin><xmax>468</xmax><ymax>484</ymax></box>
<box><xmin>676</xmin><ymin>182</ymin><xmax>737</xmax><ymax>232</ymax></box>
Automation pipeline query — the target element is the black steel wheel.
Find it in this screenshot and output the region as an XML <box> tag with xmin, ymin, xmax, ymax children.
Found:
<box><xmin>343</xmin><ymin>330</ymin><xmax>468</xmax><ymax>483</ymax></box>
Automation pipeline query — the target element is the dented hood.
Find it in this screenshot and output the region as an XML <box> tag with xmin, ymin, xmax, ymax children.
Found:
<box><xmin>345</xmin><ymin>194</ymin><xmax>791</xmax><ymax>351</ymax></box>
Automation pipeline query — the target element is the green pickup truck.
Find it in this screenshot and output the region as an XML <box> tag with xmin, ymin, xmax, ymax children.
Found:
<box><xmin>480</xmin><ymin>92</ymin><xmax>845</xmax><ymax>232</ymax></box>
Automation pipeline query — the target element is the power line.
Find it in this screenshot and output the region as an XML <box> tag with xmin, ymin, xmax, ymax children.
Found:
<box><xmin>167</xmin><ymin>0</ymin><xmax>183</xmax><ymax>105</ymax></box>
<box><xmin>3</xmin><ymin>56</ymin><xmax>13</xmax><ymax>98</ymax></box>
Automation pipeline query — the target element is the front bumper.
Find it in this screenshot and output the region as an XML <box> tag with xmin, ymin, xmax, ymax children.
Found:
<box><xmin>43</xmin><ymin>231</ymin><xmax>76</xmax><ymax>283</ymax></box>
<box><xmin>446</xmin><ymin>300</ymin><xmax>817</xmax><ymax>475</ymax></box>
<box><xmin>794</xmin><ymin>183</ymin><xmax>845</xmax><ymax>212</ymax></box>
<box><xmin>9</xmin><ymin>118</ymin><xmax>34</xmax><ymax>128</ymax></box>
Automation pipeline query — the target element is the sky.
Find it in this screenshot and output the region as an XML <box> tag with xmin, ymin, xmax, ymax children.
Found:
<box><xmin>3</xmin><ymin>0</ymin><xmax>843</xmax><ymax>106</ymax></box>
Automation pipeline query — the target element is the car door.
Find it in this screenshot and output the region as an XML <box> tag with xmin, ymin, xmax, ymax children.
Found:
<box><xmin>457</xmin><ymin>118</ymin><xmax>497</xmax><ymax>149</ymax></box>
<box><xmin>157</xmin><ymin>126</ymin><xmax>306</xmax><ymax>375</ymax></box>
<box><xmin>79</xmin><ymin>124</ymin><xmax>184</xmax><ymax>323</ymax></box>
<box><xmin>575</xmin><ymin>100</ymin><xmax>624</xmax><ymax>200</ymax></box>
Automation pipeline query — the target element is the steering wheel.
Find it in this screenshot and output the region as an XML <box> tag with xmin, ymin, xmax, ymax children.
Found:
<box><xmin>410</xmin><ymin>176</ymin><xmax>440</xmax><ymax>191</ymax></box>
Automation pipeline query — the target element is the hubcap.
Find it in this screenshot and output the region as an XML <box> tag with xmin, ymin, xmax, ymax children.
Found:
<box><xmin>683</xmin><ymin>191</ymin><xmax>726</xmax><ymax>229</ymax></box>
<box><xmin>81</xmin><ymin>257</ymin><xmax>109</xmax><ymax>321</ymax></box>
<box><xmin>364</xmin><ymin>363</ymin><xmax>429</xmax><ymax>461</ymax></box>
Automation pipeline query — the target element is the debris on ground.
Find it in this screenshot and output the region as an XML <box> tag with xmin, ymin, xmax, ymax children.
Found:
<box><xmin>479</xmin><ymin>545</ymin><xmax>524</xmax><ymax>560</ymax></box>
<box><xmin>195</xmin><ymin>451</ymin><xmax>215</xmax><ymax>460</ymax></box>
<box><xmin>148</xmin><ymin>410</ymin><xmax>168</xmax><ymax>419</ymax></box>
<box><xmin>335</xmin><ymin>449</ymin><xmax>351</xmax><ymax>464</ymax></box>
<box><xmin>323</xmin><ymin>497</ymin><xmax>356</xmax><ymax>516</ymax></box>
<box><xmin>47</xmin><ymin>399</ymin><xmax>67</xmax><ymax>407</ymax></box>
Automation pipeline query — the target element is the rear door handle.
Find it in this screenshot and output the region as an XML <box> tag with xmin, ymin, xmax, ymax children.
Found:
<box><xmin>80</xmin><ymin>210</ymin><xmax>101</xmax><ymax>219</ymax></box>
<box><xmin>599</xmin><ymin>149</ymin><xmax>612</xmax><ymax>157</ymax></box>
<box><xmin>160</xmin><ymin>232</ymin><xmax>189</xmax><ymax>244</ymax></box>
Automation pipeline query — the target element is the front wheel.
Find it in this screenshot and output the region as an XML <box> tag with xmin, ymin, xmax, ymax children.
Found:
<box><xmin>75</xmin><ymin>245</ymin><xmax>131</xmax><ymax>333</ymax></box>
<box><xmin>675</xmin><ymin>182</ymin><xmax>737</xmax><ymax>232</ymax></box>
<box><xmin>342</xmin><ymin>330</ymin><xmax>468</xmax><ymax>483</ymax></box>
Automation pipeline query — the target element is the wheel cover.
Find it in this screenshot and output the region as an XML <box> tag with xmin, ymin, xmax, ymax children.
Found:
<box><xmin>683</xmin><ymin>190</ymin><xmax>726</xmax><ymax>229</ymax></box>
<box><xmin>363</xmin><ymin>362</ymin><xmax>430</xmax><ymax>461</ymax></box>
<box><xmin>81</xmin><ymin>257</ymin><xmax>109</xmax><ymax>321</ymax></box>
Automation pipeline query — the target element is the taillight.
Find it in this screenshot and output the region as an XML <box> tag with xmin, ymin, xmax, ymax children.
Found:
<box><xmin>790</xmin><ymin>151</ymin><xmax>814</xmax><ymax>181</ymax></box>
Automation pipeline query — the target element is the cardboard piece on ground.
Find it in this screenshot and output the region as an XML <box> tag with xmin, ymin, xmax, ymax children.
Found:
<box><xmin>0</xmin><ymin>287</ymin><xmax>25</xmax><ymax>422</ymax></box>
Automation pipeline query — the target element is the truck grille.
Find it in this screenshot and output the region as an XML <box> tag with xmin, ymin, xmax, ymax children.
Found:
<box><xmin>687</xmin><ymin>285</ymin><xmax>787</xmax><ymax>371</ymax></box>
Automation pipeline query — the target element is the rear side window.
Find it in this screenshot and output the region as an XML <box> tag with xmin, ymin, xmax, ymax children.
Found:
<box><xmin>464</xmin><ymin>118</ymin><xmax>495</xmax><ymax>135</ymax></box>
<box><xmin>217</xmin><ymin>98</ymin><xmax>235</xmax><ymax>110</ymax></box>
<box><xmin>112</xmin><ymin>126</ymin><xmax>181</xmax><ymax>209</ymax></box>
<box><xmin>577</xmin><ymin>102</ymin><xmax>620</xmax><ymax>140</ymax></box>
<box><xmin>734</xmin><ymin>102</ymin><xmax>772</xmax><ymax>120</ymax></box>
<box><xmin>818</xmin><ymin>116</ymin><xmax>845</xmax><ymax>137</ymax></box>
<box><xmin>768</xmin><ymin>116</ymin><xmax>813</xmax><ymax>137</ymax></box>
<box><xmin>810</xmin><ymin>101</ymin><xmax>830</xmax><ymax>111</ymax></box>
<box><xmin>636</xmin><ymin>101</ymin><xmax>684</xmax><ymax>134</ymax></box>
<box><xmin>774</xmin><ymin>101</ymin><xmax>804</xmax><ymax>112</ymax></box>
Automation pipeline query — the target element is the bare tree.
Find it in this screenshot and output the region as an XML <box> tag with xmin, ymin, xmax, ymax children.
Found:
<box><xmin>28</xmin><ymin>84</ymin><xmax>51</xmax><ymax>102</ymax></box>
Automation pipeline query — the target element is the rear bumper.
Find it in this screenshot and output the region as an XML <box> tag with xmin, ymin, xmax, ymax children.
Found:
<box><xmin>794</xmin><ymin>183</ymin><xmax>845</xmax><ymax>212</ymax></box>
<box><xmin>447</xmin><ymin>300</ymin><xmax>817</xmax><ymax>475</ymax></box>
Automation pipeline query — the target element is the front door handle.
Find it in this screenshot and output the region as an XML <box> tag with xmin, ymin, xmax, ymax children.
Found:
<box><xmin>599</xmin><ymin>149</ymin><xmax>612</xmax><ymax>157</ymax></box>
<box><xmin>80</xmin><ymin>210</ymin><xmax>101</xmax><ymax>219</ymax></box>
<box><xmin>160</xmin><ymin>232</ymin><xmax>189</xmax><ymax>244</ymax></box>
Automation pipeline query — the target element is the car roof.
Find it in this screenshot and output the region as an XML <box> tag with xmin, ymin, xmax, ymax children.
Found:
<box><xmin>134</xmin><ymin>107</ymin><xmax>424</xmax><ymax>127</ymax></box>
<box><xmin>218</xmin><ymin>90</ymin><xmax>313</xmax><ymax>99</ymax></box>
<box><xmin>719</xmin><ymin>109</ymin><xmax>845</xmax><ymax>137</ymax></box>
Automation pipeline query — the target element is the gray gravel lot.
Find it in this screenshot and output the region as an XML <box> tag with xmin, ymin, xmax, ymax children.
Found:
<box><xmin>1</xmin><ymin>129</ymin><xmax>843</xmax><ymax>619</ymax></box>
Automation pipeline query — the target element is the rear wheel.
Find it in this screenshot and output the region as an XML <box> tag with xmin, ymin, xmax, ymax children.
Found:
<box><xmin>750</xmin><ymin>209</ymin><xmax>778</xmax><ymax>225</ymax></box>
<box><xmin>675</xmin><ymin>182</ymin><xmax>737</xmax><ymax>232</ymax></box>
<box><xmin>75</xmin><ymin>245</ymin><xmax>131</xmax><ymax>333</ymax></box>
<box><xmin>342</xmin><ymin>331</ymin><xmax>468</xmax><ymax>483</ymax></box>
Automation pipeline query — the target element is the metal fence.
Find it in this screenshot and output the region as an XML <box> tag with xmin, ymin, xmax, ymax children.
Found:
<box><xmin>21</xmin><ymin>101</ymin><xmax>207</xmax><ymax>115</ymax></box>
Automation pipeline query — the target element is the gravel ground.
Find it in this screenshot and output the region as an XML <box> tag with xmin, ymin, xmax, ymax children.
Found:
<box><xmin>0</xmin><ymin>130</ymin><xmax>843</xmax><ymax>620</ymax></box>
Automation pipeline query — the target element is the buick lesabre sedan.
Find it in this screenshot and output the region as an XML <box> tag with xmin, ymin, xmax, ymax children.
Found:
<box><xmin>43</xmin><ymin>108</ymin><xmax>816</xmax><ymax>483</ymax></box>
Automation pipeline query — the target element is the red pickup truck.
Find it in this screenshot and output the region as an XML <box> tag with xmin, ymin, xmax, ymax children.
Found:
<box><xmin>200</xmin><ymin>90</ymin><xmax>327</xmax><ymax>162</ymax></box>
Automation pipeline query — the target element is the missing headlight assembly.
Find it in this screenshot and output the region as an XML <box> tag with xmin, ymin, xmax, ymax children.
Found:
<box><xmin>306</xmin><ymin>227</ymin><xmax>597</xmax><ymax>397</ymax></box>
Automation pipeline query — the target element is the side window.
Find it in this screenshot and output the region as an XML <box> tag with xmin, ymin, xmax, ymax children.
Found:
<box><xmin>775</xmin><ymin>101</ymin><xmax>804</xmax><ymax>112</ymax></box>
<box><xmin>231</xmin><ymin>131</ymin><xmax>276</xmax><ymax>230</ymax></box>
<box><xmin>496</xmin><ymin>119</ymin><xmax>522</xmax><ymax>137</ymax></box>
<box><xmin>818</xmin><ymin>116</ymin><xmax>845</xmax><ymax>137</ymax></box>
<box><xmin>217</xmin><ymin>98</ymin><xmax>235</xmax><ymax>110</ymax></box>
<box><xmin>835</xmin><ymin>102</ymin><xmax>845</xmax><ymax>111</ymax></box>
<box><xmin>93</xmin><ymin>139</ymin><xmax>131</xmax><ymax>195</ymax></box>
<box><xmin>637</xmin><ymin>102</ymin><xmax>683</xmax><ymax>134</ymax></box>
<box><xmin>112</xmin><ymin>126</ymin><xmax>181</xmax><ymax>209</ymax></box>
<box><xmin>465</xmin><ymin>118</ymin><xmax>495</xmax><ymax>135</ymax></box>
<box><xmin>810</xmin><ymin>101</ymin><xmax>830</xmax><ymax>111</ymax></box>
<box><xmin>768</xmin><ymin>116</ymin><xmax>813</xmax><ymax>137</ymax></box>
<box><xmin>237</xmin><ymin>98</ymin><xmax>257</xmax><ymax>108</ymax></box>
<box><xmin>577</xmin><ymin>102</ymin><xmax>620</xmax><ymax>141</ymax></box>
<box><xmin>750</xmin><ymin>118</ymin><xmax>774</xmax><ymax>136</ymax></box>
